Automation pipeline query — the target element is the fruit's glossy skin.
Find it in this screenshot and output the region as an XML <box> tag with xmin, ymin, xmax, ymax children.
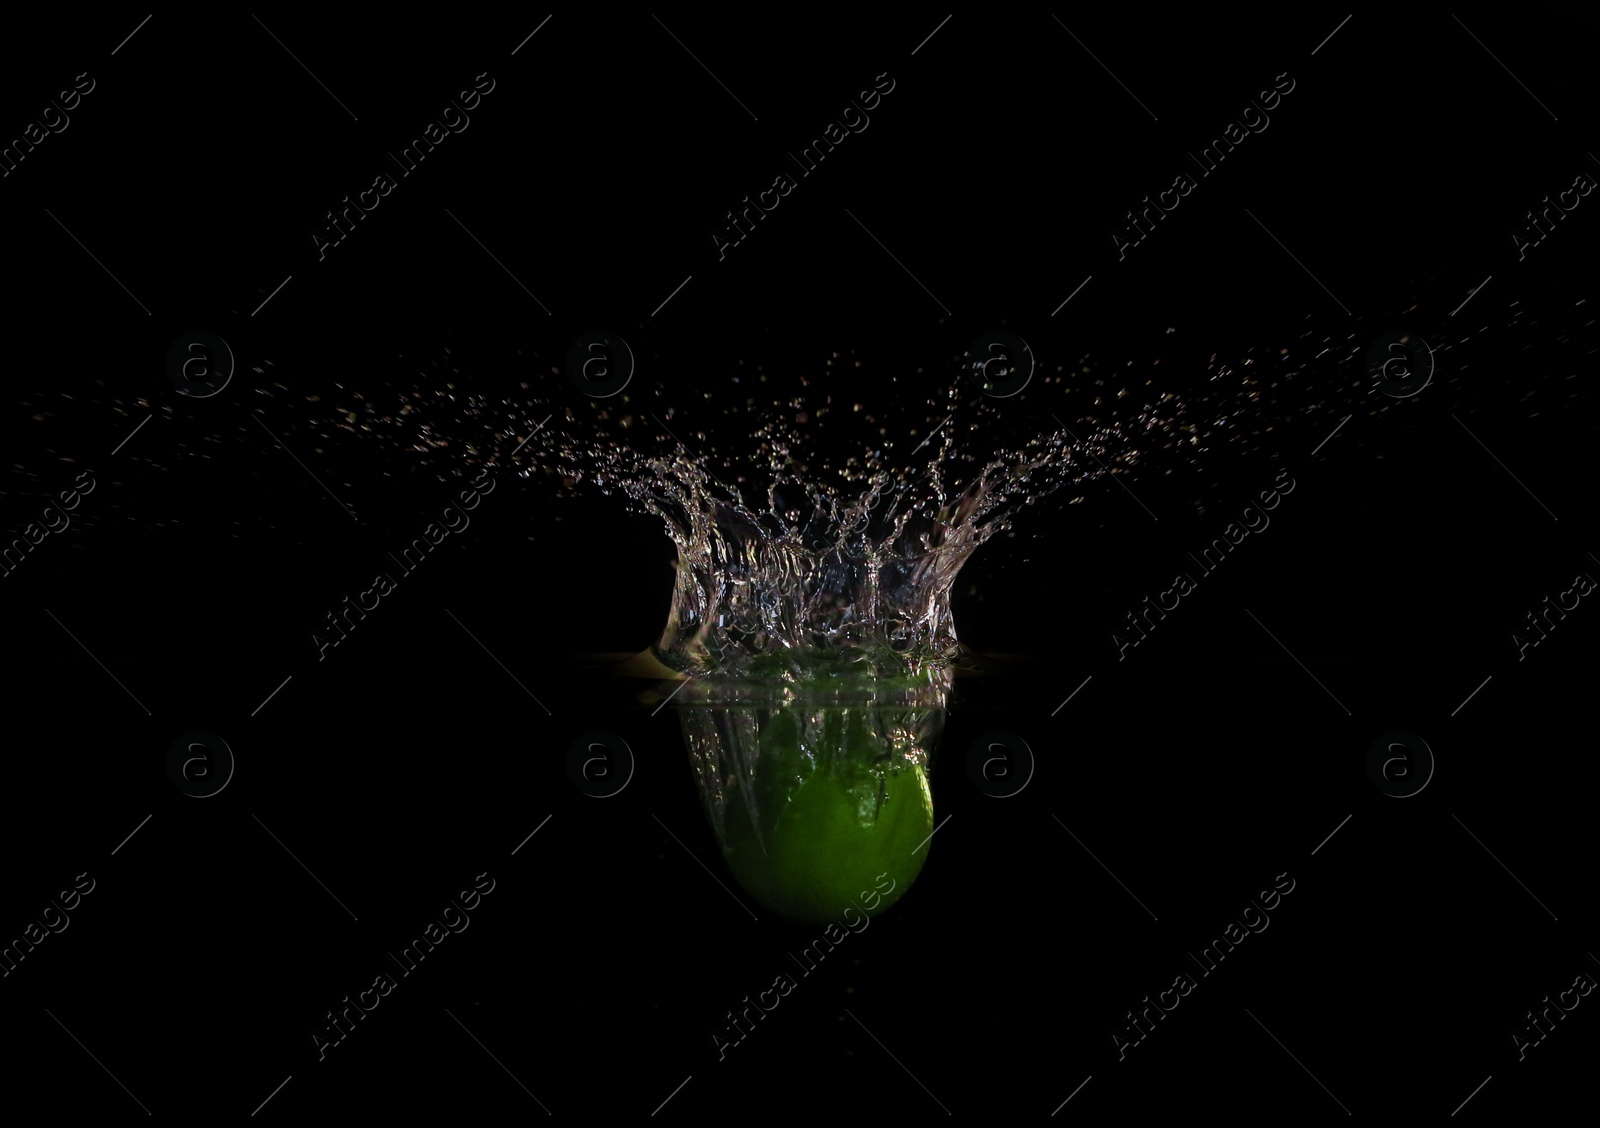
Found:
<box><xmin>714</xmin><ymin>704</ymin><xmax>936</xmax><ymax>924</ymax></box>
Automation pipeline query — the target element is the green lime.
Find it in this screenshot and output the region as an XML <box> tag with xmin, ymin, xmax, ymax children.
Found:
<box><xmin>719</xmin><ymin>707</ymin><xmax>934</xmax><ymax>924</ymax></box>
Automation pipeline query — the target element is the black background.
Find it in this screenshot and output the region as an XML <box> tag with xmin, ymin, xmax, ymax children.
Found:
<box><xmin>1</xmin><ymin>7</ymin><xmax>1596</xmax><ymax>1120</ymax></box>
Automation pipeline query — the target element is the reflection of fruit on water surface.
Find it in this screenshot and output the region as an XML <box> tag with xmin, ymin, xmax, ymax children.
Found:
<box><xmin>716</xmin><ymin>705</ymin><xmax>935</xmax><ymax>925</ymax></box>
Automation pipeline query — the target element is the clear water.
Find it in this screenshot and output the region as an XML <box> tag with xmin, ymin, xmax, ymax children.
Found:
<box><xmin>217</xmin><ymin>288</ymin><xmax>1579</xmax><ymax>683</ymax></box>
<box><xmin>521</xmin><ymin>329</ymin><xmax>1337</xmax><ymax>680</ymax></box>
<box><xmin>535</xmin><ymin>372</ymin><xmax>1149</xmax><ymax>681</ymax></box>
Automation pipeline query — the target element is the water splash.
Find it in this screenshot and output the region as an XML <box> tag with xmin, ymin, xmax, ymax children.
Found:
<box><xmin>225</xmin><ymin>299</ymin><xmax>1573</xmax><ymax>680</ymax></box>
<box><xmin>558</xmin><ymin>384</ymin><xmax>1136</xmax><ymax>680</ymax></box>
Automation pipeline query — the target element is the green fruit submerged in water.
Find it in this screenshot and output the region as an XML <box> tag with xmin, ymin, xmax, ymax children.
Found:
<box><xmin>716</xmin><ymin>703</ymin><xmax>936</xmax><ymax>925</ymax></box>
